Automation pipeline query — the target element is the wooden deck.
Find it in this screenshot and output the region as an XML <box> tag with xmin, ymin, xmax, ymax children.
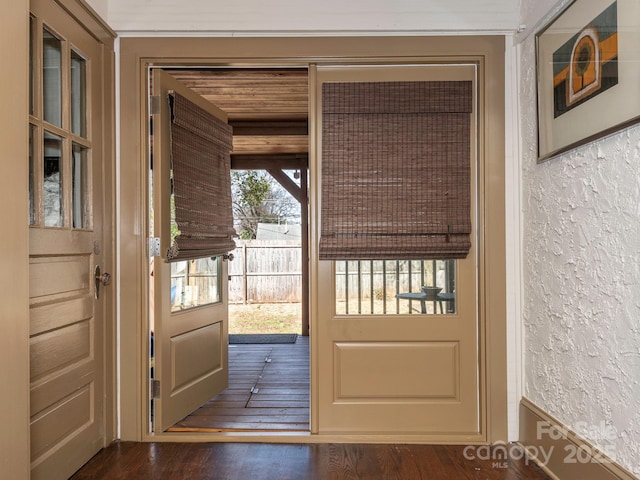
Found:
<box><xmin>168</xmin><ymin>335</ymin><xmax>310</xmax><ymax>432</ymax></box>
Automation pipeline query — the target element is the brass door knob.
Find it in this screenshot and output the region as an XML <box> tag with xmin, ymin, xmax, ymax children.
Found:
<box><xmin>95</xmin><ymin>265</ymin><xmax>112</xmax><ymax>299</ymax></box>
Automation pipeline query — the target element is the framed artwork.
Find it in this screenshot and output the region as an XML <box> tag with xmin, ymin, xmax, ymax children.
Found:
<box><xmin>536</xmin><ymin>0</ymin><xmax>640</xmax><ymax>162</ymax></box>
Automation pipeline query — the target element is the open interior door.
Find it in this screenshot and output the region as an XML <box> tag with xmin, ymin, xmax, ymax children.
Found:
<box><xmin>28</xmin><ymin>1</ymin><xmax>114</xmax><ymax>477</ymax></box>
<box><xmin>152</xmin><ymin>69</ymin><xmax>232</xmax><ymax>431</ymax></box>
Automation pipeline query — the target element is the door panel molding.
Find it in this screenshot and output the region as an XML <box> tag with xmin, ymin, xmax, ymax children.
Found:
<box><xmin>30</xmin><ymin>296</ymin><xmax>93</xmax><ymax>336</ymax></box>
<box><xmin>170</xmin><ymin>323</ymin><xmax>223</xmax><ymax>392</ymax></box>
<box><xmin>334</xmin><ymin>342</ymin><xmax>460</xmax><ymax>400</ymax></box>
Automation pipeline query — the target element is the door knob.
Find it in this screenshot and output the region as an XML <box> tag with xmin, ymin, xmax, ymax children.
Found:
<box><xmin>95</xmin><ymin>265</ymin><xmax>112</xmax><ymax>299</ymax></box>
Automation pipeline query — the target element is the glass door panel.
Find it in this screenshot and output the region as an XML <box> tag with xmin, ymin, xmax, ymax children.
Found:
<box><xmin>29</xmin><ymin>125</ymin><xmax>36</xmax><ymax>225</ymax></box>
<box><xmin>71</xmin><ymin>51</ymin><xmax>86</xmax><ymax>137</ymax></box>
<box><xmin>72</xmin><ymin>143</ymin><xmax>89</xmax><ymax>229</ymax></box>
<box><xmin>170</xmin><ymin>257</ymin><xmax>221</xmax><ymax>312</ymax></box>
<box><xmin>42</xmin><ymin>28</ymin><xmax>62</xmax><ymax>127</ymax></box>
<box><xmin>43</xmin><ymin>131</ymin><xmax>63</xmax><ymax>227</ymax></box>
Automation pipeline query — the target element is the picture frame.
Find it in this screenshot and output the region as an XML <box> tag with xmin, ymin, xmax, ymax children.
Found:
<box><xmin>536</xmin><ymin>0</ymin><xmax>640</xmax><ymax>162</ymax></box>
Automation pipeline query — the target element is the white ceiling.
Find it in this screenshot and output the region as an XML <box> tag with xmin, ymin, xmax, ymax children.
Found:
<box><xmin>94</xmin><ymin>0</ymin><xmax>526</xmax><ymax>34</ymax></box>
<box><xmin>85</xmin><ymin>0</ymin><xmax>568</xmax><ymax>46</ymax></box>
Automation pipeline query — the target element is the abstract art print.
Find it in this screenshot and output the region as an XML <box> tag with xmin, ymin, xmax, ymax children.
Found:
<box><xmin>552</xmin><ymin>2</ymin><xmax>618</xmax><ymax>118</ymax></box>
<box><xmin>536</xmin><ymin>0</ymin><xmax>640</xmax><ymax>161</ymax></box>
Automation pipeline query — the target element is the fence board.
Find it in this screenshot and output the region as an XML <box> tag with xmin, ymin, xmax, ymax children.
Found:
<box><xmin>229</xmin><ymin>240</ymin><xmax>302</xmax><ymax>304</ymax></box>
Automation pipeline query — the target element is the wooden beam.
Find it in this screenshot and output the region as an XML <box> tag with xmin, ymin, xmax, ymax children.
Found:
<box><xmin>231</xmin><ymin>154</ymin><xmax>307</xmax><ymax>171</ymax></box>
<box><xmin>267</xmin><ymin>169</ymin><xmax>302</xmax><ymax>204</ymax></box>
<box><xmin>232</xmin><ymin>135</ymin><xmax>308</xmax><ymax>155</ymax></box>
<box><xmin>229</xmin><ymin>119</ymin><xmax>308</xmax><ymax>136</ymax></box>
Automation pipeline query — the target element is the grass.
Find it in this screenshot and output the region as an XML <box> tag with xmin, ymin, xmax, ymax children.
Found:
<box><xmin>228</xmin><ymin>302</ymin><xmax>302</xmax><ymax>334</ymax></box>
<box><xmin>228</xmin><ymin>298</ymin><xmax>445</xmax><ymax>335</ymax></box>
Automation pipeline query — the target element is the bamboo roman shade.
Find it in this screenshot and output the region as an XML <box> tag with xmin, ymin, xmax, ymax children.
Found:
<box><xmin>320</xmin><ymin>81</ymin><xmax>472</xmax><ymax>260</ymax></box>
<box><xmin>166</xmin><ymin>92</ymin><xmax>236</xmax><ymax>261</ymax></box>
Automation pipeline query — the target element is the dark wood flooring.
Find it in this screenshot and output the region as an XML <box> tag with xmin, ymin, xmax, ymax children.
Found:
<box><xmin>73</xmin><ymin>337</ymin><xmax>552</xmax><ymax>479</ymax></box>
<box><xmin>168</xmin><ymin>336</ymin><xmax>310</xmax><ymax>432</ymax></box>
<box><xmin>70</xmin><ymin>441</ymin><xmax>551</xmax><ymax>480</ymax></box>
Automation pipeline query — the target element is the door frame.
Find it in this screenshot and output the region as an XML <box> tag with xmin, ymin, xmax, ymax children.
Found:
<box><xmin>118</xmin><ymin>35</ymin><xmax>506</xmax><ymax>443</ymax></box>
<box><xmin>1</xmin><ymin>1</ymin><xmax>31</xmax><ymax>478</ymax></box>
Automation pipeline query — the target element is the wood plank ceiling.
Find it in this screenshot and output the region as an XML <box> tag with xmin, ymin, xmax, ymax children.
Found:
<box><xmin>168</xmin><ymin>68</ymin><xmax>309</xmax><ymax>169</ymax></box>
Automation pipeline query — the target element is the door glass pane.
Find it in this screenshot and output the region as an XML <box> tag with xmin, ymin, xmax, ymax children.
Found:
<box><xmin>29</xmin><ymin>125</ymin><xmax>36</xmax><ymax>225</ymax></box>
<box><xmin>29</xmin><ymin>17</ymin><xmax>35</xmax><ymax>116</ymax></box>
<box><xmin>44</xmin><ymin>131</ymin><xmax>63</xmax><ymax>227</ymax></box>
<box><xmin>71</xmin><ymin>51</ymin><xmax>86</xmax><ymax>137</ymax></box>
<box><xmin>43</xmin><ymin>28</ymin><xmax>62</xmax><ymax>127</ymax></box>
<box><xmin>72</xmin><ymin>143</ymin><xmax>89</xmax><ymax>229</ymax></box>
<box><xmin>335</xmin><ymin>259</ymin><xmax>457</xmax><ymax>315</ymax></box>
<box><xmin>171</xmin><ymin>257</ymin><xmax>221</xmax><ymax>312</ymax></box>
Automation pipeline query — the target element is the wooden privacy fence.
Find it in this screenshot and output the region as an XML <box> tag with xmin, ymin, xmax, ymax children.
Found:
<box><xmin>228</xmin><ymin>240</ymin><xmax>302</xmax><ymax>304</ymax></box>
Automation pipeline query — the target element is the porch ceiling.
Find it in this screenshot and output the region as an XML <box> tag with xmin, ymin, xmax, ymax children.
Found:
<box><xmin>167</xmin><ymin>68</ymin><xmax>309</xmax><ymax>162</ymax></box>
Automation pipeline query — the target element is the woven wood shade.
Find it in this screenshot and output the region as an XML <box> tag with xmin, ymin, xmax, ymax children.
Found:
<box><xmin>320</xmin><ymin>81</ymin><xmax>472</xmax><ymax>260</ymax></box>
<box><xmin>167</xmin><ymin>92</ymin><xmax>236</xmax><ymax>261</ymax></box>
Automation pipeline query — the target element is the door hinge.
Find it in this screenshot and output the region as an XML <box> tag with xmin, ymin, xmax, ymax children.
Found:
<box><xmin>151</xmin><ymin>379</ymin><xmax>161</xmax><ymax>399</ymax></box>
<box><xmin>148</xmin><ymin>237</ymin><xmax>161</xmax><ymax>257</ymax></box>
<box><xmin>149</xmin><ymin>95</ymin><xmax>161</xmax><ymax>115</ymax></box>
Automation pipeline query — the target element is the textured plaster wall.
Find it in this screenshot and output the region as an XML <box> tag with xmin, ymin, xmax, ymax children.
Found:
<box><xmin>519</xmin><ymin>4</ymin><xmax>640</xmax><ymax>475</ymax></box>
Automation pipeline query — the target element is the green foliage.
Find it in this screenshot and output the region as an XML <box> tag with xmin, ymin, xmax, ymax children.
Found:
<box><xmin>170</xmin><ymin>193</ymin><xmax>181</xmax><ymax>242</ymax></box>
<box><xmin>231</xmin><ymin>170</ymin><xmax>298</xmax><ymax>239</ymax></box>
<box><xmin>233</xmin><ymin>171</ymin><xmax>270</xmax><ymax>209</ymax></box>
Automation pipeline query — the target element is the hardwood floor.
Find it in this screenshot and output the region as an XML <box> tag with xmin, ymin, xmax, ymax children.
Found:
<box><xmin>70</xmin><ymin>442</ymin><xmax>551</xmax><ymax>480</ymax></box>
<box><xmin>73</xmin><ymin>337</ymin><xmax>552</xmax><ymax>479</ymax></box>
<box><xmin>168</xmin><ymin>336</ymin><xmax>310</xmax><ymax>432</ymax></box>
